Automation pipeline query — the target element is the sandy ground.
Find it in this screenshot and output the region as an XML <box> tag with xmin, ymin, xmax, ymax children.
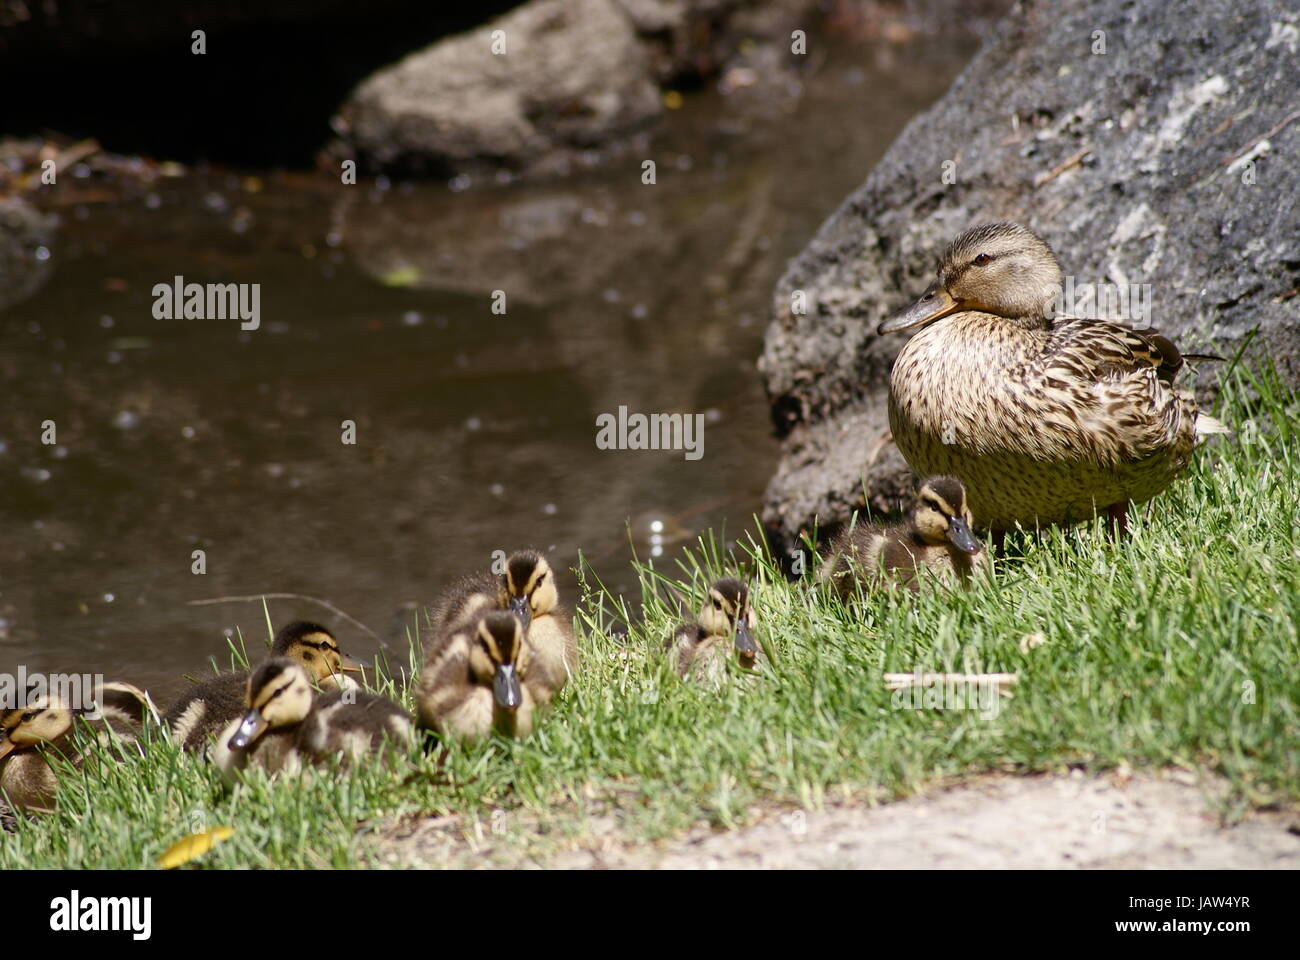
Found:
<box><xmin>372</xmin><ymin>771</ymin><xmax>1300</xmax><ymax>869</ymax></box>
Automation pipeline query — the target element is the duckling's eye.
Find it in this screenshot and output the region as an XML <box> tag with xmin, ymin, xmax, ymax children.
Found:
<box><xmin>21</xmin><ymin>711</ymin><xmax>35</xmax><ymax>722</ymax></box>
<box><xmin>973</xmin><ymin>253</ymin><xmax>992</xmax><ymax>265</ymax></box>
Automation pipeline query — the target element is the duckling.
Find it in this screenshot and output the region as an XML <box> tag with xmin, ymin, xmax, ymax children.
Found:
<box><xmin>415</xmin><ymin>611</ymin><xmax>541</xmax><ymax>741</ymax></box>
<box><xmin>212</xmin><ymin>658</ymin><xmax>411</xmax><ymax>780</ymax></box>
<box><xmin>820</xmin><ymin>475</ymin><xmax>989</xmax><ymax>595</ymax></box>
<box><xmin>164</xmin><ymin>621</ymin><xmax>361</xmax><ymax>753</ymax></box>
<box><xmin>428</xmin><ymin>572</ymin><xmax>499</xmax><ymax>640</ymax></box>
<box><xmin>0</xmin><ymin>681</ymin><xmax>152</xmax><ymax>812</ymax></box>
<box><xmin>879</xmin><ymin>221</ymin><xmax>1228</xmax><ymax>537</ymax></box>
<box><xmin>499</xmin><ymin>550</ymin><xmax>578</xmax><ymax>696</ymax></box>
<box><xmin>665</xmin><ymin>578</ymin><xmax>760</xmax><ymax>684</ymax></box>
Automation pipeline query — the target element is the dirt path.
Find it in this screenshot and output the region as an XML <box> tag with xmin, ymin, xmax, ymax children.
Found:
<box><xmin>372</xmin><ymin>771</ymin><xmax>1300</xmax><ymax>869</ymax></box>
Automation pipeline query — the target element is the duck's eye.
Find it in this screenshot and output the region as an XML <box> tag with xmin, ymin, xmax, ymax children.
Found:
<box><xmin>21</xmin><ymin>711</ymin><xmax>35</xmax><ymax>722</ymax></box>
<box><xmin>973</xmin><ymin>253</ymin><xmax>992</xmax><ymax>265</ymax></box>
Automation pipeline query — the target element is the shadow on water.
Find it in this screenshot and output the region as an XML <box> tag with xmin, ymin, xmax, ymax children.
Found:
<box><xmin>0</xmin><ymin>28</ymin><xmax>977</xmax><ymax>703</ymax></box>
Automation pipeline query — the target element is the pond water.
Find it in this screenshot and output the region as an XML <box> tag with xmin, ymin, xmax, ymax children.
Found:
<box><xmin>0</xmin><ymin>29</ymin><xmax>977</xmax><ymax>704</ymax></box>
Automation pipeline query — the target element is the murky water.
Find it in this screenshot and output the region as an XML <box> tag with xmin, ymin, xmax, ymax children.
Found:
<box><xmin>0</xmin><ymin>30</ymin><xmax>976</xmax><ymax>704</ymax></box>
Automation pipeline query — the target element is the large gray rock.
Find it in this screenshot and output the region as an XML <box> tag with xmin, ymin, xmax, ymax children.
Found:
<box><xmin>333</xmin><ymin>0</ymin><xmax>664</xmax><ymax>176</ymax></box>
<box><xmin>0</xmin><ymin>197</ymin><xmax>55</xmax><ymax>313</ymax></box>
<box><xmin>758</xmin><ymin>0</ymin><xmax>1300</xmax><ymax>551</ymax></box>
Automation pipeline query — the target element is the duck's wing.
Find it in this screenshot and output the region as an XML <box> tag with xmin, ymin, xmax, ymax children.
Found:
<box><xmin>1009</xmin><ymin>318</ymin><xmax>1217</xmax><ymax>466</ymax></box>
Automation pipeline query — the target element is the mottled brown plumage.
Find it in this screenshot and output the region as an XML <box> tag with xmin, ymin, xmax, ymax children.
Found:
<box><xmin>820</xmin><ymin>475</ymin><xmax>989</xmax><ymax>595</ymax></box>
<box><xmin>879</xmin><ymin>221</ymin><xmax>1228</xmax><ymax>532</ymax></box>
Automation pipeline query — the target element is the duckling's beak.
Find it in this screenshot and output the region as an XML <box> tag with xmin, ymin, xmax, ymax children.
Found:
<box><xmin>946</xmin><ymin>518</ymin><xmax>981</xmax><ymax>554</ymax></box>
<box><xmin>493</xmin><ymin>664</ymin><xmax>522</xmax><ymax>711</ymax></box>
<box><xmin>227</xmin><ymin>709</ymin><xmax>268</xmax><ymax>751</ymax></box>
<box><xmin>733</xmin><ymin>620</ymin><xmax>759</xmax><ymax>659</ymax></box>
<box><xmin>338</xmin><ymin>652</ymin><xmax>364</xmax><ymax>673</ymax></box>
<box><xmin>0</xmin><ymin>736</ymin><xmax>16</xmax><ymax>761</ymax></box>
<box><xmin>508</xmin><ymin>596</ymin><xmax>532</xmax><ymax>632</ymax></box>
<box><xmin>878</xmin><ymin>283</ymin><xmax>962</xmax><ymax>334</ymax></box>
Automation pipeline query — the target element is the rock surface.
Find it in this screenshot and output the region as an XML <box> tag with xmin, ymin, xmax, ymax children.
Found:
<box><xmin>334</xmin><ymin>0</ymin><xmax>665</xmax><ymax>176</ymax></box>
<box><xmin>758</xmin><ymin>0</ymin><xmax>1300</xmax><ymax>551</ymax></box>
<box><xmin>331</xmin><ymin>0</ymin><xmax>817</xmax><ymax>176</ymax></box>
<box><xmin>0</xmin><ymin>197</ymin><xmax>55</xmax><ymax>313</ymax></box>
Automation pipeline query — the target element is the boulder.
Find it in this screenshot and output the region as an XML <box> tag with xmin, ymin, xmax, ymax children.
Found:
<box><xmin>333</xmin><ymin>0</ymin><xmax>664</xmax><ymax>176</ymax></box>
<box><xmin>758</xmin><ymin>0</ymin><xmax>1300</xmax><ymax>552</ymax></box>
<box><xmin>0</xmin><ymin>197</ymin><xmax>55</xmax><ymax>313</ymax></box>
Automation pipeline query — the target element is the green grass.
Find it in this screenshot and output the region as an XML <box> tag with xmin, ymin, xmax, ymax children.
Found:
<box><xmin>3</xmin><ymin>363</ymin><xmax>1298</xmax><ymax>868</ymax></box>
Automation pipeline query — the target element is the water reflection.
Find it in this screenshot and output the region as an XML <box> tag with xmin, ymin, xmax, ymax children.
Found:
<box><xmin>0</xmin><ymin>32</ymin><xmax>975</xmax><ymax>703</ymax></box>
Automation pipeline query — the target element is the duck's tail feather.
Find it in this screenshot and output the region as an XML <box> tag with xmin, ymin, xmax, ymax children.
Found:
<box><xmin>1195</xmin><ymin>413</ymin><xmax>1232</xmax><ymax>437</ymax></box>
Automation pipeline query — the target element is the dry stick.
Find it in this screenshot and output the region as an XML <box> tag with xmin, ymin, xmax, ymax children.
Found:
<box><xmin>1221</xmin><ymin>107</ymin><xmax>1300</xmax><ymax>166</ymax></box>
<box><xmin>1033</xmin><ymin>147</ymin><xmax>1091</xmax><ymax>188</ymax></box>
<box><xmin>884</xmin><ymin>672</ymin><xmax>1019</xmax><ymax>692</ymax></box>
<box><xmin>186</xmin><ymin>593</ymin><xmax>386</xmax><ymax>648</ymax></box>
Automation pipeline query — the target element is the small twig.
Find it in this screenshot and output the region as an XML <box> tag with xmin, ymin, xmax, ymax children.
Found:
<box><xmin>186</xmin><ymin>593</ymin><xmax>385</xmax><ymax>647</ymax></box>
<box><xmin>1220</xmin><ymin>107</ymin><xmax>1300</xmax><ymax>166</ymax></box>
<box><xmin>1033</xmin><ymin>147</ymin><xmax>1090</xmax><ymax>188</ymax></box>
<box><xmin>884</xmin><ymin>672</ymin><xmax>1019</xmax><ymax>690</ymax></box>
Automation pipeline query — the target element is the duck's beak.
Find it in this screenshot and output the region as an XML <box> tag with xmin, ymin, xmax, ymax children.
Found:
<box><xmin>878</xmin><ymin>283</ymin><xmax>962</xmax><ymax>334</ymax></box>
<box><xmin>338</xmin><ymin>652</ymin><xmax>364</xmax><ymax>674</ymax></box>
<box><xmin>0</xmin><ymin>737</ymin><xmax>16</xmax><ymax>761</ymax></box>
<box><xmin>946</xmin><ymin>518</ymin><xmax>981</xmax><ymax>554</ymax></box>
<box><xmin>493</xmin><ymin>664</ymin><xmax>522</xmax><ymax>711</ymax></box>
<box><xmin>508</xmin><ymin>596</ymin><xmax>532</xmax><ymax>632</ymax></box>
<box><xmin>227</xmin><ymin>709</ymin><xmax>268</xmax><ymax>751</ymax></box>
<box><xmin>733</xmin><ymin>620</ymin><xmax>759</xmax><ymax>660</ymax></box>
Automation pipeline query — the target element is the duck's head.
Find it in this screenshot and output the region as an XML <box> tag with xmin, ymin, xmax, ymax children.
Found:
<box><xmin>469</xmin><ymin>611</ymin><xmax>530</xmax><ymax>711</ymax></box>
<box><xmin>0</xmin><ymin>696</ymin><xmax>74</xmax><ymax>760</ymax></box>
<box><xmin>879</xmin><ymin>221</ymin><xmax>1062</xmax><ymax>334</ymax></box>
<box><xmin>499</xmin><ymin>551</ymin><xmax>558</xmax><ymax>631</ymax></box>
<box><xmin>698</xmin><ymin>578</ymin><xmax>759</xmax><ymax>662</ymax></box>
<box><xmin>911</xmin><ymin>475</ymin><xmax>981</xmax><ymax>554</ymax></box>
<box><xmin>272</xmin><ymin>621</ymin><xmax>362</xmax><ymax>687</ymax></box>
<box><xmin>227</xmin><ymin>659</ymin><xmax>313</xmax><ymax>751</ymax></box>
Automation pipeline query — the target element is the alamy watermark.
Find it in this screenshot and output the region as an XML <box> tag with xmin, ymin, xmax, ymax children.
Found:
<box><xmin>1</xmin><ymin>668</ymin><xmax>105</xmax><ymax>711</ymax></box>
<box><xmin>152</xmin><ymin>275</ymin><xmax>260</xmax><ymax>330</ymax></box>
<box><xmin>595</xmin><ymin>406</ymin><xmax>704</xmax><ymax>461</ymax></box>
<box><xmin>889</xmin><ymin>670</ymin><xmax>1007</xmax><ymax>717</ymax></box>
<box><xmin>1046</xmin><ymin>276</ymin><xmax>1152</xmax><ymax>325</ymax></box>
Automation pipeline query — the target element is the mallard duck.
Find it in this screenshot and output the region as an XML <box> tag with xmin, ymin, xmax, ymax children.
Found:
<box><xmin>427</xmin><ymin>551</ymin><xmax>577</xmax><ymax>694</ymax></box>
<box><xmin>415</xmin><ymin>610</ymin><xmax>543</xmax><ymax>741</ymax></box>
<box><xmin>0</xmin><ymin>682</ymin><xmax>153</xmax><ymax>812</ymax></box>
<box><xmin>820</xmin><ymin>475</ymin><xmax>989</xmax><ymax>595</ymax></box>
<box><xmin>666</xmin><ymin>578</ymin><xmax>760</xmax><ymax>683</ymax></box>
<box><xmin>499</xmin><ymin>550</ymin><xmax>578</xmax><ymax>695</ymax></box>
<box><xmin>879</xmin><ymin>221</ymin><xmax>1228</xmax><ymax>536</ymax></box>
<box><xmin>164</xmin><ymin>621</ymin><xmax>361</xmax><ymax>753</ymax></box>
<box><xmin>212</xmin><ymin>658</ymin><xmax>411</xmax><ymax>779</ymax></box>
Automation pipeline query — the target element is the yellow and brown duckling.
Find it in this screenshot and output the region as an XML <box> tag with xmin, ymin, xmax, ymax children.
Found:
<box><xmin>820</xmin><ymin>475</ymin><xmax>989</xmax><ymax>595</ymax></box>
<box><xmin>880</xmin><ymin>221</ymin><xmax>1228</xmax><ymax>537</ymax></box>
<box><xmin>165</xmin><ymin>621</ymin><xmax>362</xmax><ymax>753</ymax></box>
<box><xmin>0</xmin><ymin>682</ymin><xmax>153</xmax><ymax>812</ymax></box>
<box><xmin>499</xmin><ymin>550</ymin><xmax>577</xmax><ymax>695</ymax></box>
<box><xmin>428</xmin><ymin>550</ymin><xmax>577</xmax><ymax>695</ymax></box>
<box><xmin>212</xmin><ymin>658</ymin><xmax>411</xmax><ymax>780</ymax></box>
<box><xmin>666</xmin><ymin>578</ymin><xmax>760</xmax><ymax>684</ymax></box>
<box><xmin>416</xmin><ymin>610</ymin><xmax>544</xmax><ymax>741</ymax></box>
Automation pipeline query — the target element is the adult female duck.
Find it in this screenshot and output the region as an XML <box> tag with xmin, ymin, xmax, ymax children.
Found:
<box><xmin>879</xmin><ymin>221</ymin><xmax>1228</xmax><ymax>536</ymax></box>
